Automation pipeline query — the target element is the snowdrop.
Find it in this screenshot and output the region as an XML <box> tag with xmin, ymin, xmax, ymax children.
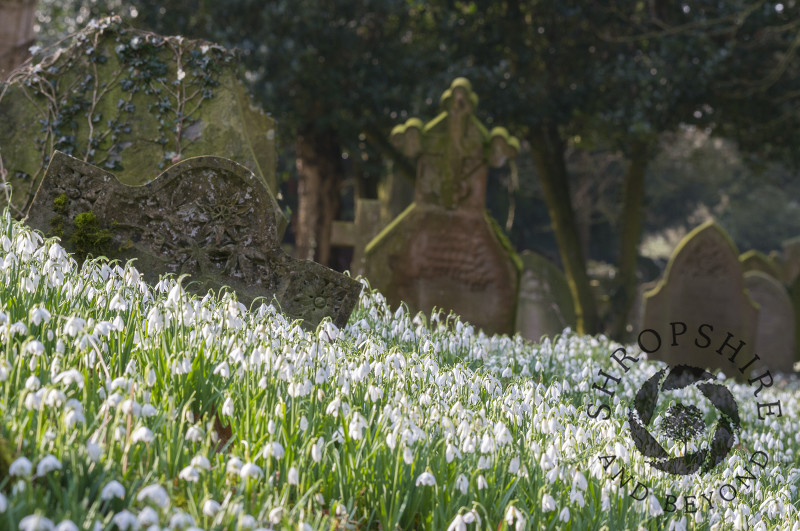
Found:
<box><xmin>19</xmin><ymin>514</ymin><xmax>54</xmax><ymax>531</ymax></box>
<box><xmin>415</xmin><ymin>471</ymin><xmax>436</xmax><ymax>487</ymax></box>
<box><xmin>239</xmin><ymin>462</ymin><xmax>263</xmax><ymax>480</ymax></box>
<box><xmin>137</xmin><ymin>484</ymin><xmax>169</xmax><ymax>508</ymax></box>
<box><xmin>101</xmin><ymin>480</ymin><xmax>126</xmax><ymax>500</ymax></box>
<box><xmin>35</xmin><ymin>455</ymin><xmax>62</xmax><ymax>476</ymax></box>
<box><xmin>10</xmin><ymin>456</ymin><xmax>32</xmax><ymax>477</ymax></box>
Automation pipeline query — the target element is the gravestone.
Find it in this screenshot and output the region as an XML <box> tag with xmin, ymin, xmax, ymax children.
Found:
<box><xmin>781</xmin><ymin>236</ymin><xmax>800</xmax><ymax>285</ymax></box>
<box><xmin>791</xmin><ymin>276</ymin><xmax>800</xmax><ymax>365</ymax></box>
<box><xmin>515</xmin><ymin>251</ymin><xmax>576</xmax><ymax>342</ymax></box>
<box><xmin>364</xmin><ymin>78</ymin><xmax>521</xmax><ymax>335</ymax></box>
<box><xmin>0</xmin><ymin>16</ymin><xmax>281</xmax><ymax>235</ymax></box>
<box><xmin>642</xmin><ymin>222</ymin><xmax>759</xmax><ymax>372</ymax></box>
<box><xmin>331</xmin><ymin>198</ymin><xmax>384</xmax><ymax>276</ymax></box>
<box><xmin>744</xmin><ymin>271</ymin><xmax>796</xmax><ymax>373</ymax></box>
<box><xmin>739</xmin><ymin>250</ymin><xmax>781</xmax><ymax>279</ymax></box>
<box><xmin>26</xmin><ymin>151</ymin><xmax>362</xmax><ymax>329</ymax></box>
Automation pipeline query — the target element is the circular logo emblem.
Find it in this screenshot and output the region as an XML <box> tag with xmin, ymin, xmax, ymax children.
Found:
<box><xmin>628</xmin><ymin>365</ymin><xmax>740</xmax><ymax>475</ymax></box>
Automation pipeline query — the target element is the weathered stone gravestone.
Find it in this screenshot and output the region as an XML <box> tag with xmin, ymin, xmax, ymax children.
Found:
<box><xmin>642</xmin><ymin>222</ymin><xmax>759</xmax><ymax>373</ymax></box>
<box><xmin>0</xmin><ymin>16</ymin><xmax>280</xmax><ymax>233</ymax></box>
<box><xmin>26</xmin><ymin>152</ymin><xmax>362</xmax><ymax>329</ymax></box>
<box><xmin>331</xmin><ymin>198</ymin><xmax>385</xmax><ymax>276</ymax></box>
<box><xmin>780</xmin><ymin>236</ymin><xmax>800</xmax><ymax>285</ymax></box>
<box><xmin>364</xmin><ymin>78</ymin><xmax>521</xmax><ymax>335</ymax></box>
<box><xmin>744</xmin><ymin>271</ymin><xmax>796</xmax><ymax>373</ymax></box>
<box><xmin>515</xmin><ymin>251</ymin><xmax>576</xmax><ymax>342</ymax></box>
<box><xmin>739</xmin><ymin>250</ymin><xmax>781</xmax><ymax>279</ymax></box>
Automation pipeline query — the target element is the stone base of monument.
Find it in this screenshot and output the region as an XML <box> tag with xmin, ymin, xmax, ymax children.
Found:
<box><xmin>365</xmin><ymin>203</ymin><xmax>518</xmax><ymax>335</ymax></box>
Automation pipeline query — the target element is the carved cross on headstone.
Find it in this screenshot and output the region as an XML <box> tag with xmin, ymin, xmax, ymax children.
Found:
<box><xmin>390</xmin><ymin>77</ymin><xmax>520</xmax><ymax>210</ymax></box>
<box><xmin>330</xmin><ymin>198</ymin><xmax>384</xmax><ymax>276</ymax></box>
<box><xmin>26</xmin><ymin>151</ymin><xmax>362</xmax><ymax>328</ymax></box>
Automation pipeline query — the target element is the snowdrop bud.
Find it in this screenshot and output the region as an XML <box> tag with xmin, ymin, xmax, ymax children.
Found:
<box><xmin>218</xmin><ymin>396</ymin><xmax>234</xmax><ymax>418</ymax></box>
<box><xmin>202</xmin><ymin>499</ymin><xmax>220</xmax><ymax>517</ymax></box>
<box><xmin>288</xmin><ymin>466</ymin><xmax>299</xmax><ymax>485</ymax></box>
<box><xmin>477</xmin><ymin>475</ymin><xmax>488</xmax><ymax>490</ymax></box>
<box><xmin>455</xmin><ymin>474</ymin><xmax>469</xmax><ymax>495</ymax></box>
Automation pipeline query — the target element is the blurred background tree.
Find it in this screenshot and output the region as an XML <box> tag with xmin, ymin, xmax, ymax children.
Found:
<box><xmin>20</xmin><ymin>0</ymin><xmax>800</xmax><ymax>337</ymax></box>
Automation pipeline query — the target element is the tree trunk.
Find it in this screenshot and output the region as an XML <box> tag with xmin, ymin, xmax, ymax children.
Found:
<box><xmin>294</xmin><ymin>129</ymin><xmax>343</xmax><ymax>266</ymax></box>
<box><xmin>529</xmin><ymin>124</ymin><xmax>600</xmax><ymax>334</ymax></box>
<box><xmin>611</xmin><ymin>140</ymin><xmax>651</xmax><ymax>340</ymax></box>
<box><xmin>0</xmin><ymin>0</ymin><xmax>37</xmax><ymax>79</ymax></box>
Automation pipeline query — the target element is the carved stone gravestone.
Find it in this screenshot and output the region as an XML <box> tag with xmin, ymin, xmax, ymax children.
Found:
<box><xmin>744</xmin><ymin>271</ymin><xmax>796</xmax><ymax>373</ymax></box>
<box><xmin>26</xmin><ymin>152</ymin><xmax>362</xmax><ymax>329</ymax></box>
<box><xmin>0</xmin><ymin>16</ymin><xmax>280</xmax><ymax>235</ymax></box>
<box><xmin>739</xmin><ymin>250</ymin><xmax>781</xmax><ymax>279</ymax></box>
<box><xmin>364</xmin><ymin>78</ymin><xmax>521</xmax><ymax>334</ymax></box>
<box><xmin>781</xmin><ymin>236</ymin><xmax>800</xmax><ymax>286</ymax></box>
<box><xmin>642</xmin><ymin>222</ymin><xmax>759</xmax><ymax>373</ymax></box>
<box><xmin>331</xmin><ymin>198</ymin><xmax>385</xmax><ymax>276</ymax></box>
<box><xmin>515</xmin><ymin>251</ymin><xmax>576</xmax><ymax>342</ymax></box>
<box><xmin>0</xmin><ymin>0</ymin><xmax>36</xmax><ymax>78</ymax></box>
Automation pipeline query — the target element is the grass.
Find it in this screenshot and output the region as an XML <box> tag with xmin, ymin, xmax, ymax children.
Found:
<box><xmin>0</xmin><ymin>208</ymin><xmax>797</xmax><ymax>530</ymax></box>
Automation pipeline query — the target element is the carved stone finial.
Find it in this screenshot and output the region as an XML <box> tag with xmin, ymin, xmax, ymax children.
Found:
<box><xmin>26</xmin><ymin>151</ymin><xmax>362</xmax><ymax>328</ymax></box>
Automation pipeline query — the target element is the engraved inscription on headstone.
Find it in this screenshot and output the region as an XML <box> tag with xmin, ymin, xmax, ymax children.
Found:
<box><xmin>25</xmin><ymin>151</ymin><xmax>362</xmax><ymax>328</ymax></box>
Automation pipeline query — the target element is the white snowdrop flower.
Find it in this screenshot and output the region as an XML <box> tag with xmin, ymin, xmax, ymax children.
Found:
<box><xmin>480</xmin><ymin>433</ymin><xmax>495</xmax><ymax>454</ymax></box>
<box><xmin>145</xmin><ymin>368</ymin><xmax>157</xmax><ymax>387</ymax></box>
<box><xmin>288</xmin><ymin>466</ymin><xmax>299</xmax><ymax>485</ymax></box>
<box><xmin>542</xmin><ymin>493</ymin><xmax>556</xmax><ymax>512</ymax></box>
<box><xmin>25</xmin><ymin>376</ymin><xmax>41</xmax><ymax>391</ymax></box>
<box><xmin>447</xmin><ymin>515</ymin><xmax>466</xmax><ymax>531</ymax></box>
<box><xmin>558</xmin><ymin>506</ymin><xmax>570</xmax><ymax>523</ymax></box>
<box><xmin>101</xmin><ymin>480</ymin><xmax>126</xmax><ymax>501</ymax></box>
<box><xmin>131</xmin><ymin>427</ymin><xmax>154</xmax><ymax>444</ymax></box>
<box><xmin>111</xmin><ymin>510</ymin><xmax>137</xmax><ymax>531</ymax></box>
<box><xmin>54</xmin><ymin>521</ymin><xmax>78</xmax><ymax>531</ymax></box>
<box><xmin>509</xmin><ymin>456</ymin><xmax>520</xmax><ymax>474</ymax></box>
<box><xmin>239</xmin><ymin>462</ymin><xmax>263</xmax><ymax>480</ymax></box>
<box><xmin>455</xmin><ymin>474</ymin><xmax>469</xmax><ymax>495</ymax></box>
<box><xmin>18</xmin><ymin>514</ymin><xmax>55</xmax><ymax>531</ymax></box>
<box><xmin>44</xmin><ymin>389</ymin><xmax>66</xmax><ymax>408</ymax></box>
<box><xmin>185</xmin><ymin>426</ymin><xmax>204</xmax><ymax>442</ymax></box>
<box><xmin>137</xmin><ymin>484</ymin><xmax>169</xmax><ymax>508</ymax></box>
<box><xmin>446</xmin><ymin>443</ymin><xmax>461</xmax><ymax>463</ymax></box>
<box><xmin>0</xmin><ymin>360</ymin><xmax>9</xmax><ymax>382</ymax></box>
<box><xmin>267</xmin><ymin>419</ymin><xmax>276</xmax><ymax>434</ymax></box>
<box><xmin>0</xmin><ymin>492</ymin><xmax>6</xmax><ymax>512</ymax></box>
<box><xmin>311</xmin><ymin>439</ymin><xmax>323</xmax><ymax>463</ymax></box>
<box><xmin>25</xmin><ymin>340</ymin><xmax>45</xmax><ymax>357</ymax></box>
<box><xmin>63</xmin><ymin>316</ymin><xmax>85</xmax><ymax>337</ymax></box>
<box><xmin>202</xmin><ymin>499</ymin><xmax>220</xmax><ymax>517</ymax></box>
<box><xmin>476</xmin><ymin>475</ymin><xmax>488</xmax><ymax>490</ymax></box>
<box><xmin>648</xmin><ymin>493</ymin><xmax>664</xmax><ymax>516</ymax></box>
<box><xmin>10</xmin><ymin>456</ymin><xmax>32</xmax><ymax>477</ymax></box>
<box><xmin>146</xmin><ymin>307</ymin><xmax>163</xmax><ymax>333</ymax></box>
<box><xmin>179</xmin><ymin>465</ymin><xmax>200</xmax><ymax>482</ymax></box>
<box><xmin>120</xmin><ymin>399</ymin><xmax>141</xmax><ymax>417</ymax></box>
<box><xmin>141</xmin><ymin>404</ymin><xmax>157</xmax><ymax>417</ymax></box>
<box><xmin>87</xmin><ymin>441</ymin><xmax>103</xmax><ymax>462</ymax></box>
<box><xmin>415</xmin><ymin>471</ymin><xmax>436</xmax><ymax>487</ymax></box>
<box><xmin>213</xmin><ymin>361</ymin><xmax>230</xmax><ymax>378</ymax></box>
<box><xmin>172</xmin><ymin>357</ymin><xmax>191</xmax><ymax>375</ymax></box>
<box><xmin>367</xmin><ymin>385</ymin><xmax>383</xmax><ymax>402</ymax></box>
<box><xmin>326</xmin><ymin>397</ymin><xmax>342</xmax><ymax>417</ymax></box>
<box><xmin>268</xmin><ymin>507</ymin><xmax>284</xmax><ymax>525</ymax></box>
<box><xmin>114</xmin><ymin>426</ymin><xmax>126</xmax><ymax>441</ymax></box>
<box><xmin>349</xmin><ymin>412</ymin><xmax>368</xmax><ymax>440</ymax></box>
<box><xmin>35</xmin><ymin>455</ymin><xmax>62</xmax><ymax>476</ymax></box>
<box><xmin>569</xmin><ymin>488</ymin><xmax>585</xmax><ymax>508</ymax></box>
<box><xmin>237</xmin><ymin>514</ymin><xmax>256</xmax><ymax>529</ymax></box>
<box><xmin>112</xmin><ymin>315</ymin><xmax>125</xmax><ymax>331</ymax></box>
<box><xmin>221</xmin><ymin>396</ymin><xmax>234</xmax><ymax>417</ymax></box>
<box><xmin>263</xmin><ymin>441</ymin><xmax>284</xmax><ymax>460</ymax></box>
<box><xmin>504</xmin><ymin>505</ymin><xmax>525</xmax><ymax>531</ymax></box>
<box><xmin>190</xmin><ymin>455</ymin><xmax>211</xmax><ymax>470</ymax></box>
<box><xmin>169</xmin><ymin>511</ymin><xmax>194</xmax><ymax>530</ymax></box>
<box><xmin>54</xmin><ymin>369</ymin><xmax>84</xmax><ymax>389</ymax></box>
<box><xmin>136</xmin><ymin>506</ymin><xmax>159</xmax><ymax>527</ymax></box>
<box><xmin>403</xmin><ymin>447</ymin><xmax>413</xmax><ymax>465</ymax></box>
<box><xmin>299</xmin><ymin>415</ymin><xmax>309</xmax><ymax>431</ymax></box>
<box><xmin>226</xmin><ymin>456</ymin><xmax>243</xmax><ymax>475</ymax></box>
